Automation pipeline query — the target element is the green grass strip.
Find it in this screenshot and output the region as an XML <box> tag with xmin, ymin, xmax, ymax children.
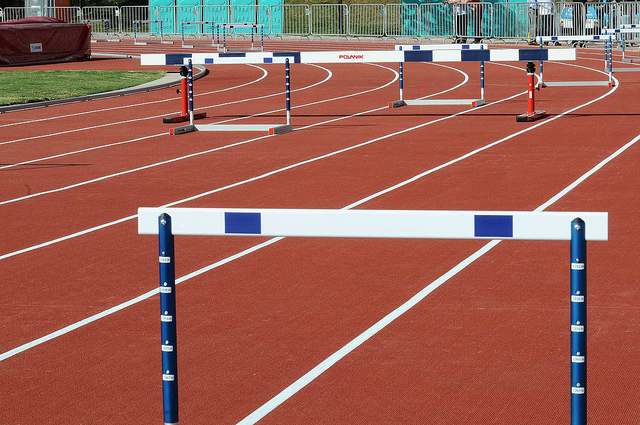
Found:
<box><xmin>0</xmin><ymin>70</ymin><xmax>166</xmax><ymax>106</ymax></box>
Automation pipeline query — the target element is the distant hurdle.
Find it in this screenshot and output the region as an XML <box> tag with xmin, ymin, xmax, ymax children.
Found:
<box><xmin>215</xmin><ymin>23</ymin><xmax>265</xmax><ymax>53</ymax></box>
<box><xmin>603</xmin><ymin>27</ymin><xmax>640</xmax><ymax>70</ymax></box>
<box><xmin>133</xmin><ymin>20</ymin><xmax>173</xmax><ymax>46</ymax></box>
<box><xmin>138</xmin><ymin>207</ymin><xmax>608</xmax><ymax>425</ymax></box>
<box><xmin>181</xmin><ymin>21</ymin><xmax>216</xmax><ymax>49</ymax></box>
<box><xmin>536</xmin><ymin>36</ymin><xmax>613</xmax><ymax>88</ymax></box>
<box><xmin>83</xmin><ymin>19</ymin><xmax>120</xmax><ymax>43</ymax></box>
<box><xmin>140</xmin><ymin>48</ymin><xmax>577</xmax><ymax>131</ymax></box>
<box><xmin>391</xmin><ymin>44</ymin><xmax>489</xmax><ymax>108</ymax></box>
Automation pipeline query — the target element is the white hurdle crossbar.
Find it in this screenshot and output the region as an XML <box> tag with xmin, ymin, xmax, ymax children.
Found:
<box><xmin>138</xmin><ymin>207</ymin><xmax>607</xmax><ymax>425</ymax></box>
<box><xmin>138</xmin><ymin>208</ymin><xmax>608</xmax><ymax>240</ymax></box>
<box><xmin>141</xmin><ymin>49</ymin><xmax>576</xmax><ymax>66</ymax></box>
<box><xmin>537</xmin><ymin>35</ymin><xmax>613</xmax><ymax>87</ymax></box>
<box><xmin>391</xmin><ymin>44</ymin><xmax>489</xmax><ymax>108</ymax></box>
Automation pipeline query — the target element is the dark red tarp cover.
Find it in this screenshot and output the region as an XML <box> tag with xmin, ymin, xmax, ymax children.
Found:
<box><xmin>0</xmin><ymin>17</ymin><xmax>91</xmax><ymax>66</ymax></box>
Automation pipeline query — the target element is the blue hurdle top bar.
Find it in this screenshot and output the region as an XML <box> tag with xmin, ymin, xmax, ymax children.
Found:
<box><xmin>394</xmin><ymin>44</ymin><xmax>486</xmax><ymax>50</ymax></box>
<box><xmin>141</xmin><ymin>49</ymin><xmax>577</xmax><ymax>66</ymax></box>
<box><xmin>138</xmin><ymin>208</ymin><xmax>608</xmax><ymax>241</ymax></box>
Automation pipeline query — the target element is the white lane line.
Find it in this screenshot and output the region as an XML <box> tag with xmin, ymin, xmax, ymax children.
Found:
<box><xmin>241</xmin><ymin>109</ymin><xmax>640</xmax><ymax>425</ymax></box>
<box><xmin>0</xmin><ymin>64</ymin><xmax>396</xmax><ymax>203</ymax></box>
<box><xmin>0</xmin><ymin>237</ymin><xmax>284</xmax><ymax>362</ymax></box>
<box><xmin>0</xmin><ymin>62</ymin><xmax>608</xmax><ymax>360</ymax></box>
<box><xmin>0</xmin><ymin>65</ymin><xmax>270</xmax><ymax>129</ymax></box>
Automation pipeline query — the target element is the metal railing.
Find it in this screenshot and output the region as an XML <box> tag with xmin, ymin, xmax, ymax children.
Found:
<box><xmin>1</xmin><ymin>3</ymin><xmax>639</xmax><ymax>42</ymax></box>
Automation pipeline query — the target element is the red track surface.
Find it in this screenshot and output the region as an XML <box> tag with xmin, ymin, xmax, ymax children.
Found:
<box><xmin>1</xmin><ymin>39</ymin><xmax>639</xmax><ymax>424</ymax></box>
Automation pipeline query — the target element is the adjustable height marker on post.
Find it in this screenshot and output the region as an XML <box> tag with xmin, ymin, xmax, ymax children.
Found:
<box><xmin>158</xmin><ymin>213</ymin><xmax>178</xmax><ymax>425</ymax></box>
<box><xmin>571</xmin><ymin>218</ymin><xmax>587</xmax><ymax>425</ymax></box>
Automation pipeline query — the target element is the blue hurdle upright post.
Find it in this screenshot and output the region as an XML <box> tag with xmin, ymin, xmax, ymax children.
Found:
<box><xmin>571</xmin><ymin>218</ymin><xmax>587</xmax><ymax>425</ymax></box>
<box><xmin>139</xmin><ymin>208</ymin><xmax>607</xmax><ymax>425</ymax></box>
<box><xmin>158</xmin><ymin>213</ymin><xmax>178</xmax><ymax>425</ymax></box>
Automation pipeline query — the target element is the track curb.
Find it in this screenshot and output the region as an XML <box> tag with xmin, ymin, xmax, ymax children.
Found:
<box><xmin>0</xmin><ymin>54</ymin><xmax>208</xmax><ymax>114</ymax></box>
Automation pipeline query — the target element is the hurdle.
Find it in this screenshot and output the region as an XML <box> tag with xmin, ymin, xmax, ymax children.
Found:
<box><xmin>603</xmin><ymin>27</ymin><xmax>640</xmax><ymax>70</ymax></box>
<box><xmin>138</xmin><ymin>207</ymin><xmax>608</xmax><ymax>425</ymax></box>
<box><xmin>390</xmin><ymin>45</ymin><xmax>488</xmax><ymax>108</ymax></box>
<box><xmin>536</xmin><ymin>36</ymin><xmax>613</xmax><ymax>88</ymax></box>
<box><xmin>612</xmin><ymin>25</ymin><xmax>640</xmax><ymax>63</ymax></box>
<box><xmin>133</xmin><ymin>20</ymin><xmax>174</xmax><ymax>45</ymax></box>
<box><xmin>169</xmin><ymin>58</ymin><xmax>291</xmax><ymax>135</ymax></box>
<box><xmin>83</xmin><ymin>19</ymin><xmax>120</xmax><ymax>43</ymax></box>
<box><xmin>181</xmin><ymin>21</ymin><xmax>216</xmax><ymax>48</ymax></box>
<box><xmin>215</xmin><ymin>23</ymin><xmax>265</xmax><ymax>53</ymax></box>
<box><xmin>141</xmin><ymin>49</ymin><xmax>577</xmax><ymax>127</ymax></box>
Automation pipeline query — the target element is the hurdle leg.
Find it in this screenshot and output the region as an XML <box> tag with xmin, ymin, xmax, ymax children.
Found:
<box><xmin>516</xmin><ymin>61</ymin><xmax>547</xmax><ymax>122</ymax></box>
<box><xmin>480</xmin><ymin>61</ymin><xmax>485</xmax><ymax>101</ymax></box>
<box><xmin>389</xmin><ymin>62</ymin><xmax>406</xmax><ymax>108</ymax></box>
<box><xmin>158</xmin><ymin>213</ymin><xmax>179</xmax><ymax>425</ymax></box>
<box><xmin>570</xmin><ymin>218</ymin><xmax>587</xmax><ymax>425</ymax></box>
<box><xmin>269</xmin><ymin>59</ymin><xmax>293</xmax><ymax>135</ymax></box>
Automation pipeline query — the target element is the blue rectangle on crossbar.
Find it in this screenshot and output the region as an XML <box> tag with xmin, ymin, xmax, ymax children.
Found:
<box><xmin>220</xmin><ymin>53</ymin><xmax>247</xmax><ymax>58</ymax></box>
<box><xmin>263</xmin><ymin>58</ymin><xmax>273</xmax><ymax>63</ymax></box>
<box><xmin>461</xmin><ymin>50</ymin><xmax>490</xmax><ymax>62</ymax></box>
<box><xmin>404</xmin><ymin>50</ymin><xmax>433</xmax><ymax>62</ymax></box>
<box><xmin>225</xmin><ymin>212</ymin><xmax>261</xmax><ymax>234</ymax></box>
<box><xmin>166</xmin><ymin>54</ymin><xmax>191</xmax><ymax>65</ymax></box>
<box><xmin>205</xmin><ymin>58</ymin><xmax>213</xmax><ymax>64</ymax></box>
<box><xmin>274</xmin><ymin>52</ymin><xmax>301</xmax><ymax>63</ymax></box>
<box><xmin>474</xmin><ymin>215</ymin><xmax>513</xmax><ymax>238</ymax></box>
<box><xmin>519</xmin><ymin>49</ymin><xmax>548</xmax><ymax>61</ymax></box>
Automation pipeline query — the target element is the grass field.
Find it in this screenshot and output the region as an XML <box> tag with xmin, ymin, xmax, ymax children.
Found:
<box><xmin>0</xmin><ymin>70</ymin><xmax>166</xmax><ymax>106</ymax></box>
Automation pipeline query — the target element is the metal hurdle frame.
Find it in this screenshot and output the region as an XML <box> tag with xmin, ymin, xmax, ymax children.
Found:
<box><xmin>181</xmin><ymin>21</ymin><xmax>217</xmax><ymax>48</ymax></box>
<box><xmin>133</xmin><ymin>20</ymin><xmax>174</xmax><ymax>45</ymax></box>
<box><xmin>83</xmin><ymin>19</ymin><xmax>120</xmax><ymax>42</ymax></box>
<box><xmin>537</xmin><ymin>35</ymin><xmax>613</xmax><ymax>87</ymax></box>
<box><xmin>138</xmin><ymin>208</ymin><xmax>608</xmax><ymax>425</ymax></box>
<box><xmin>604</xmin><ymin>26</ymin><xmax>640</xmax><ymax>67</ymax></box>
<box><xmin>390</xmin><ymin>44</ymin><xmax>488</xmax><ymax>108</ymax></box>
<box><xmin>168</xmin><ymin>58</ymin><xmax>292</xmax><ymax>136</ymax></box>
<box><xmin>215</xmin><ymin>22</ymin><xmax>265</xmax><ymax>53</ymax></box>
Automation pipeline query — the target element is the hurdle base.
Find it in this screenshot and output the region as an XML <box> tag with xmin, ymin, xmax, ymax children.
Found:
<box><xmin>170</xmin><ymin>124</ymin><xmax>196</xmax><ymax>135</ymax></box>
<box><xmin>622</xmin><ymin>58</ymin><xmax>639</xmax><ymax>64</ymax></box>
<box><xmin>516</xmin><ymin>110</ymin><xmax>547</xmax><ymax>122</ymax></box>
<box><xmin>135</xmin><ymin>41</ymin><xmax>174</xmax><ymax>45</ymax></box>
<box><xmin>170</xmin><ymin>123</ymin><xmax>292</xmax><ymax>135</ymax></box>
<box><xmin>162</xmin><ymin>112</ymin><xmax>207</xmax><ymax>124</ymax></box>
<box><xmin>390</xmin><ymin>99</ymin><xmax>485</xmax><ymax>108</ymax></box>
<box><xmin>389</xmin><ymin>100</ymin><xmax>406</xmax><ymax>108</ymax></box>
<box><xmin>196</xmin><ymin>123</ymin><xmax>291</xmax><ymax>135</ymax></box>
<box><xmin>543</xmin><ymin>81</ymin><xmax>612</xmax><ymax>87</ymax></box>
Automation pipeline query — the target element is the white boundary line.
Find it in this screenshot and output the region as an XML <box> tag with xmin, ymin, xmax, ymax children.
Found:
<box><xmin>0</xmin><ymin>63</ymin><xmax>617</xmax><ymax>361</ymax></box>
<box><xmin>241</xmin><ymin>130</ymin><xmax>638</xmax><ymax>425</ymax></box>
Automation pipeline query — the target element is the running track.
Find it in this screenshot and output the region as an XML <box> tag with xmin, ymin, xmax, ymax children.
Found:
<box><xmin>1</xmin><ymin>39</ymin><xmax>639</xmax><ymax>424</ymax></box>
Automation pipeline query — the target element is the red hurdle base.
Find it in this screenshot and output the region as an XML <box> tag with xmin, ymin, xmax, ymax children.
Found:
<box><xmin>162</xmin><ymin>112</ymin><xmax>207</xmax><ymax>124</ymax></box>
<box><xmin>516</xmin><ymin>110</ymin><xmax>547</xmax><ymax>122</ymax></box>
